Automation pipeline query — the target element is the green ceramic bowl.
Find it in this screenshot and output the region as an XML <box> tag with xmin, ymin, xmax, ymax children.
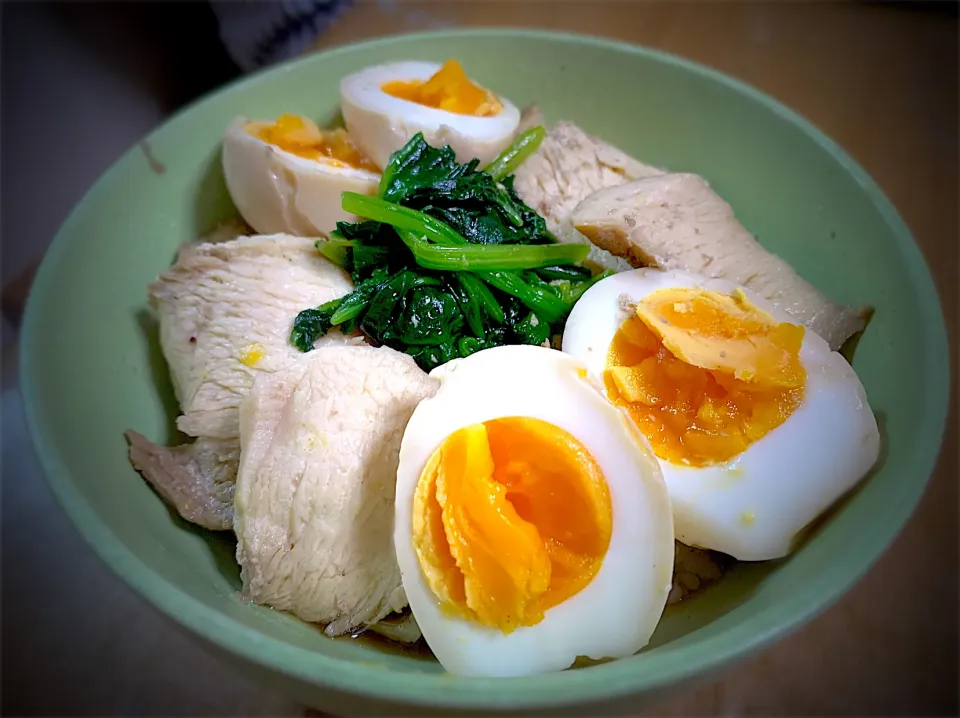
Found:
<box><xmin>21</xmin><ymin>29</ymin><xmax>949</xmax><ymax>716</ymax></box>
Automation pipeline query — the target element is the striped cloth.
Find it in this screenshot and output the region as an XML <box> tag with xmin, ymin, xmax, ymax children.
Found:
<box><xmin>210</xmin><ymin>0</ymin><xmax>355</xmax><ymax>72</ymax></box>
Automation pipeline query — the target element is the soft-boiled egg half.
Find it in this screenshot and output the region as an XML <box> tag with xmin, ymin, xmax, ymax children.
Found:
<box><xmin>341</xmin><ymin>59</ymin><xmax>521</xmax><ymax>169</ymax></box>
<box><xmin>562</xmin><ymin>268</ymin><xmax>881</xmax><ymax>561</ymax></box>
<box><xmin>221</xmin><ymin>114</ymin><xmax>380</xmax><ymax>236</ymax></box>
<box><xmin>394</xmin><ymin>345</ymin><xmax>674</xmax><ymax>677</ymax></box>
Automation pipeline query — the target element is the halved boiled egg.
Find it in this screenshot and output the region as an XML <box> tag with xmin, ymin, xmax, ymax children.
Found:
<box><xmin>394</xmin><ymin>345</ymin><xmax>674</xmax><ymax>677</ymax></box>
<box><xmin>221</xmin><ymin>114</ymin><xmax>380</xmax><ymax>236</ymax></box>
<box><xmin>562</xmin><ymin>268</ymin><xmax>881</xmax><ymax>561</ymax></box>
<box><xmin>341</xmin><ymin>59</ymin><xmax>521</xmax><ymax>169</ymax></box>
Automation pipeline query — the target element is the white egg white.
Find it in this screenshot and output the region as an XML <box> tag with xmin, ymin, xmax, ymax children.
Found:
<box><xmin>562</xmin><ymin>268</ymin><xmax>881</xmax><ymax>561</ymax></box>
<box><xmin>340</xmin><ymin>61</ymin><xmax>521</xmax><ymax>170</ymax></box>
<box><xmin>221</xmin><ymin>117</ymin><xmax>380</xmax><ymax>236</ymax></box>
<box><xmin>394</xmin><ymin>345</ymin><xmax>674</xmax><ymax>678</ymax></box>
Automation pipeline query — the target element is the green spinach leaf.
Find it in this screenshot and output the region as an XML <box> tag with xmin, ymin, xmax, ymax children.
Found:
<box><xmin>409</xmin><ymin>342</ymin><xmax>459</xmax><ymax>372</ymax></box>
<box><xmin>397</xmin><ymin>287</ymin><xmax>464</xmax><ymax>346</ymax></box>
<box><xmin>377</xmin><ymin>133</ymin><xmax>551</xmax><ymax>246</ymax></box>
<box><xmin>511</xmin><ymin>310</ymin><xmax>552</xmax><ymax>347</ymax></box>
<box><xmin>291</xmin><ymin>130</ymin><xmax>599</xmax><ymax>372</ymax></box>
<box><xmin>290</xmin><ymin>299</ymin><xmax>342</xmax><ymax>352</ymax></box>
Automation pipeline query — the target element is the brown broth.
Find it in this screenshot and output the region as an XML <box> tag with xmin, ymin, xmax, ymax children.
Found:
<box><xmin>334</xmin><ymin>627</ymin><xmax>436</xmax><ymax>661</ymax></box>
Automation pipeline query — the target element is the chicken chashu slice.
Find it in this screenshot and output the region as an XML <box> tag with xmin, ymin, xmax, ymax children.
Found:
<box><xmin>128</xmin><ymin>234</ymin><xmax>358</xmax><ymax>531</ymax></box>
<box><xmin>126</xmin><ymin>432</ymin><xmax>239</xmax><ymax>530</ymax></box>
<box><xmin>571</xmin><ymin>173</ymin><xmax>871</xmax><ymax>351</ymax></box>
<box><xmin>512</xmin><ymin>120</ymin><xmax>666</xmax><ymax>271</ymax></box>
<box><xmin>153</xmin><ymin>234</ymin><xmax>357</xmax><ymax>439</ymax></box>
<box><xmin>234</xmin><ymin>345</ymin><xmax>439</xmax><ymax>636</ymax></box>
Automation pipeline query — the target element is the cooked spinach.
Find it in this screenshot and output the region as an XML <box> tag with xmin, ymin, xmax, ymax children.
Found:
<box><xmin>484</xmin><ymin>126</ymin><xmax>547</xmax><ymax>181</ymax></box>
<box><xmin>397</xmin><ymin>287</ymin><xmax>464</xmax><ymax>346</ymax></box>
<box><xmin>534</xmin><ymin>264</ymin><xmax>593</xmax><ymax>281</ymax></box>
<box><xmin>513</xmin><ymin>310</ymin><xmax>552</xmax><ymax>347</ymax></box>
<box><xmin>290</xmin><ymin>299</ymin><xmax>340</xmax><ymax>353</ymax></box>
<box><xmin>291</xmin><ymin>130</ymin><xmax>607</xmax><ymax>371</ymax></box>
<box><xmin>377</xmin><ymin>133</ymin><xmax>552</xmax><ymax>246</ymax></box>
<box><xmin>447</xmin><ymin>276</ymin><xmax>486</xmax><ymax>338</ymax></box>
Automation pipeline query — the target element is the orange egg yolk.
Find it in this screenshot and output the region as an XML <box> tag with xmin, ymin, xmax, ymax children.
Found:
<box><xmin>248</xmin><ymin>114</ymin><xmax>379</xmax><ymax>172</ymax></box>
<box><xmin>412</xmin><ymin>417</ymin><xmax>612</xmax><ymax>634</ymax></box>
<box><xmin>605</xmin><ymin>288</ymin><xmax>806</xmax><ymax>467</ymax></box>
<box><xmin>381</xmin><ymin>59</ymin><xmax>502</xmax><ymax>117</ymax></box>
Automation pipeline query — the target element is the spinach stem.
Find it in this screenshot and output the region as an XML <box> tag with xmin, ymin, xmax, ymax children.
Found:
<box><xmin>396</xmin><ymin>229</ymin><xmax>588</xmax><ymax>271</ymax></box>
<box><xmin>317</xmin><ymin>237</ymin><xmax>352</xmax><ymax>267</ymax></box>
<box><xmin>483</xmin><ymin>126</ymin><xmax>546</xmax><ymax>181</ymax></box>
<box><xmin>480</xmin><ymin>271</ymin><xmax>569</xmax><ymax>323</ymax></box>
<box><xmin>343</xmin><ymin>192</ymin><xmax>464</xmax><ymax>246</ymax></box>
<box><xmin>344</xmin><ymin>193</ymin><xmax>588</xmax><ymax>270</ymax></box>
<box><xmin>458</xmin><ymin>273</ymin><xmax>505</xmax><ymax>323</ymax></box>
<box><xmin>389</xmin><ymin>226</ymin><xmax>568</xmax><ymax>320</ymax></box>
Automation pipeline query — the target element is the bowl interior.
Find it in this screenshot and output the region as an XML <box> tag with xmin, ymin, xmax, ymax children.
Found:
<box><xmin>21</xmin><ymin>29</ymin><xmax>949</xmax><ymax>711</ymax></box>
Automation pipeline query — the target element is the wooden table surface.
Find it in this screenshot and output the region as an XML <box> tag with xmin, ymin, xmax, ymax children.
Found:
<box><xmin>312</xmin><ymin>2</ymin><xmax>958</xmax><ymax>715</ymax></box>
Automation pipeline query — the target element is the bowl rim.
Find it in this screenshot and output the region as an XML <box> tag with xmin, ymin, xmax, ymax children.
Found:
<box><xmin>20</xmin><ymin>27</ymin><xmax>951</xmax><ymax>712</ymax></box>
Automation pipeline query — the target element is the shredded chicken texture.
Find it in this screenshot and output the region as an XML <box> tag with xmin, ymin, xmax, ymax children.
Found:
<box><xmin>572</xmin><ymin>173</ymin><xmax>870</xmax><ymax>350</ymax></box>
<box><xmin>234</xmin><ymin>345</ymin><xmax>439</xmax><ymax>636</ymax></box>
<box><xmin>512</xmin><ymin>121</ymin><xmax>665</xmax><ymax>271</ymax></box>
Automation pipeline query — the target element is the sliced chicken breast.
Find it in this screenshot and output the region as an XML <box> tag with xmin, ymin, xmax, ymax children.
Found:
<box><xmin>126</xmin><ymin>431</ymin><xmax>238</xmax><ymax>530</ymax></box>
<box><xmin>150</xmin><ymin>234</ymin><xmax>358</xmax><ymax>441</ymax></box>
<box><xmin>234</xmin><ymin>345</ymin><xmax>439</xmax><ymax>636</ymax></box>
<box><xmin>571</xmin><ymin>173</ymin><xmax>870</xmax><ymax>350</ymax></box>
<box><xmin>128</xmin><ymin>234</ymin><xmax>359</xmax><ymax>530</ymax></box>
<box><xmin>512</xmin><ymin>121</ymin><xmax>665</xmax><ymax>271</ymax></box>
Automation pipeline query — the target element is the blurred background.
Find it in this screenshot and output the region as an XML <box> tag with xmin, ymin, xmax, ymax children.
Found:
<box><xmin>2</xmin><ymin>1</ymin><xmax>957</xmax><ymax>716</ymax></box>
